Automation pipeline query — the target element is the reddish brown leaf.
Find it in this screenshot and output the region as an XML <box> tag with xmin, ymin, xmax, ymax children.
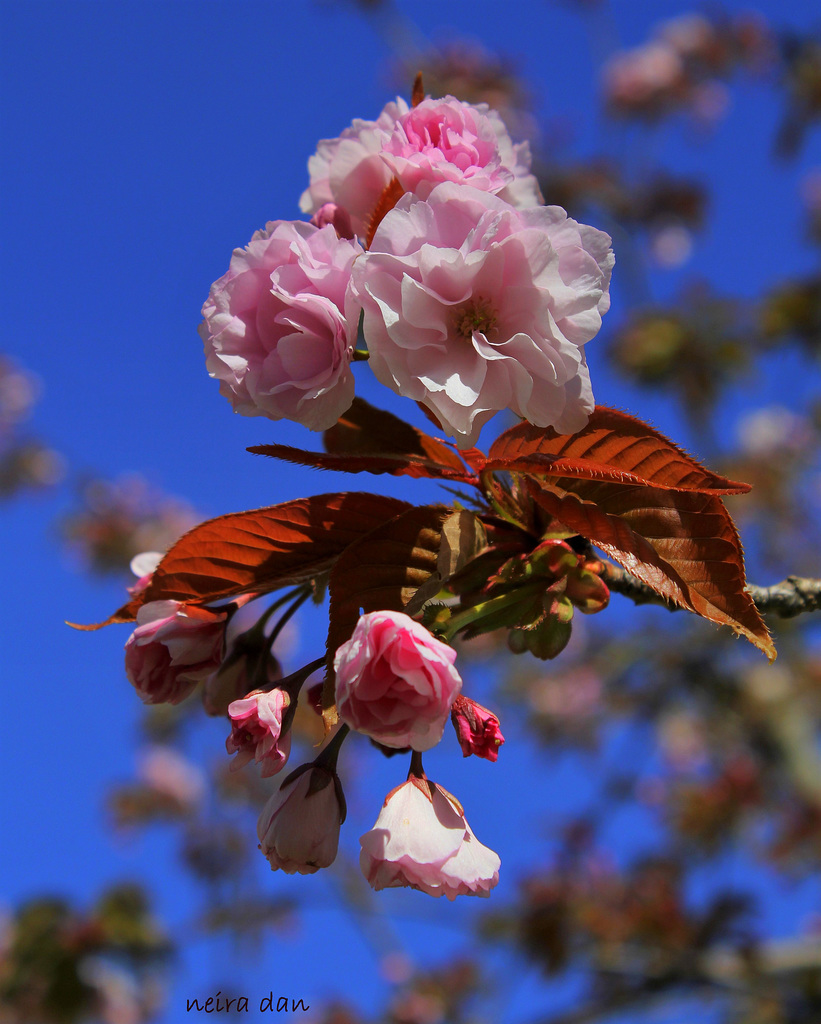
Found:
<box><xmin>323</xmin><ymin>397</ymin><xmax>471</xmax><ymax>476</ymax></box>
<box><xmin>457</xmin><ymin>446</ymin><xmax>490</xmax><ymax>473</ymax></box>
<box><xmin>404</xmin><ymin>510</ymin><xmax>488</xmax><ymax>616</ymax></box>
<box><xmin>322</xmin><ymin>504</ymin><xmax>451</xmax><ymax>725</ymax></box>
<box><xmin>526</xmin><ymin>478</ymin><xmax>775</xmax><ymax>660</ymax></box>
<box><xmin>96</xmin><ymin>492</ymin><xmax>412</xmax><ymax>625</ymax></box>
<box><xmin>248</xmin><ymin>443</ymin><xmax>473</xmax><ymax>482</ymax></box>
<box><xmin>487</xmin><ymin>408</ymin><xmax>751</xmax><ymax>494</ymax></box>
<box><xmin>437</xmin><ymin>510</ymin><xmax>488</xmax><ymax>582</ymax></box>
<box><xmin>365</xmin><ymin>176</ymin><xmax>405</xmax><ymax>249</ymax></box>
<box><xmin>67</xmin><ymin>611</ymin><xmax>138</xmax><ymax>631</ymax></box>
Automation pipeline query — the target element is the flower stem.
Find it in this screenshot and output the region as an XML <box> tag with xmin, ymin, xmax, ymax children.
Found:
<box><xmin>438</xmin><ymin>588</ymin><xmax>529</xmax><ymax>642</ymax></box>
<box><xmin>408</xmin><ymin>750</ymin><xmax>425</xmax><ymax>779</ymax></box>
<box><xmin>267</xmin><ymin>585</ymin><xmax>312</xmax><ymax>648</ymax></box>
<box><xmin>240</xmin><ymin>587</ymin><xmax>304</xmax><ymax>648</ymax></box>
<box><xmin>314</xmin><ymin>723</ymin><xmax>350</xmax><ymax>773</ymax></box>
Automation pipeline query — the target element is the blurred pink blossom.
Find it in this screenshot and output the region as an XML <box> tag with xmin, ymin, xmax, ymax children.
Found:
<box><xmin>689</xmin><ymin>80</ymin><xmax>731</xmax><ymax>126</ymax></box>
<box><xmin>657</xmin><ymin>711</ymin><xmax>709</xmax><ymax>772</ymax></box>
<box><xmin>0</xmin><ymin>356</ymin><xmax>39</xmax><ymax>430</ymax></box>
<box><xmin>528</xmin><ymin>667</ymin><xmax>603</xmax><ymax>720</ymax></box>
<box><xmin>379</xmin><ymin>951</ymin><xmax>415</xmax><ymax>984</ymax></box>
<box><xmin>649</xmin><ymin>223</ymin><xmax>694</xmax><ymax>267</ymax></box>
<box><xmin>737</xmin><ymin>406</ymin><xmax>812</xmax><ymax>458</ymax></box>
<box><xmin>334</xmin><ymin>610</ymin><xmax>462</xmax><ymax>751</ymax></box>
<box><xmin>80</xmin><ymin>957</ymin><xmax>151</xmax><ymax>1024</ymax></box>
<box><xmin>138</xmin><ymin>746</ymin><xmax>206</xmax><ymax>808</ymax></box>
<box><xmin>61</xmin><ymin>474</ymin><xmax>198</xmax><ymax>575</ymax></box>
<box><xmin>603</xmin><ymin>42</ymin><xmax>684</xmax><ymax>115</ymax></box>
<box><xmin>659</xmin><ymin>14</ymin><xmax>717</xmax><ymax>62</ymax></box>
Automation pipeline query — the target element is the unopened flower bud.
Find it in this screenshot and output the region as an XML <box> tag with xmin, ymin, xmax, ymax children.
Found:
<box><xmin>310</xmin><ymin>202</ymin><xmax>355</xmax><ymax>240</ymax></box>
<box><xmin>257</xmin><ymin>765</ymin><xmax>344</xmax><ymax>874</ymax></box>
<box><xmin>450</xmin><ymin>695</ymin><xmax>505</xmax><ymax>761</ymax></box>
<box><xmin>124</xmin><ymin>600</ymin><xmax>226</xmax><ymax>705</ymax></box>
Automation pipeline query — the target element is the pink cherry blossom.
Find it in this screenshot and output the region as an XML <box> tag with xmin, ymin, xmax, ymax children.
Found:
<box><xmin>360</xmin><ymin>779</ymin><xmax>500</xmax><ymax>899</ymax></box>
<box><xmin>200</xmin><ymin>220</ymin><xmax>363</xmax><ymax>431</ymax></box>
<box><xmin>124</xmin><ymin>600</ymin><xmax>226</xmax><ymax>705</ymax></box>
<box><xmin>333</xmin><ymin>610</ymin><xmax>462</xmax><ymax>751</ymax></box>
<box><xmin>380</xmin><ymin>96</ymin><xmax>542</xmax><ymax>207</ymax></box>
<box><xmin>257</xmin><ymin>766</ymin><xmax>344</xmax><ymax>874</ymax></box>
<box><xmin>450</xmin><ymin>695</ymin><xmax>505</xmax><ymax>761</ymax></box>
<box><xmin>299</xmin><ymin>96</ymin><xmax>541</xmax><ymax>245</ymax></box>
<box><xmin>658</xmin><ymin>14</ymin><xmax>717</xmax><ymax>62</ymax></box>
<box><xmin>226</xmin><ymin>689</ymin><xmax>292</xmax><ymax>777</ymax></box>
<box><xmin>352</xmin><ymin>182</ymin><xmax>614</xmax><ymax>447</ymax></box>
<box><xmin>299</xmin><ymin>98</ymin><xmax>410</xmax><ymax>241</ymax></box>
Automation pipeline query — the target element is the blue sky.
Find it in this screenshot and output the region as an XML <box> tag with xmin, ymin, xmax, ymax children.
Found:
<box><xmin>2</xmin><ymin>1</ymin><xmax>820</xmax><ymax>1021</ymax></box>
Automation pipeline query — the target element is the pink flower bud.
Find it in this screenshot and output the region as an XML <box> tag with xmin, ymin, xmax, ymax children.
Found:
<box><xmin>124</xmin><ymin>600</ymin><xmax>226</xmax><ymax>705</ymax></box>
<box><xmin>310</xmin><ymin>203</ymin><xmax>355</xmax><ymax>240</ymax></box>
<box><xmin>257</xmin><ymin>766</ymin><xmax>344</xmax><ymax>874</ymax></box>
<box><xmin>450</xmin><ymin>695</ymin><xmax>505</xmax><ymax>761</ymax></box>
<box><xmin>226</xmin><ymin>689</ymin><xmax>292</xmax><ymax>777</ymax></box>
<box><xmin>360</xmin><ymin>779</ymin><xmax>500</xmax><ymax>899</ymax></box>
<box><xmin>334</xmin><ymin>610</ymin><xmax>462</xmax><ymax>751</ymax></box>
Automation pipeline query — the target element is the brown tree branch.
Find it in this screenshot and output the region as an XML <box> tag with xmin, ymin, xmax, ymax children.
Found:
<box><xmin>600</xmin><ymin>565</ymin><xmax>821</xmax><ymax>618</ymax></box>
<box><xmin>745</xmin><ymin>576</ymin><xmax>821</xmax><ymax>617</ymax></box>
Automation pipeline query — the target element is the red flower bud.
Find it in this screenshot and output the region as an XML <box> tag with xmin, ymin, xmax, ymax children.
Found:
<box><xmin>450</xmin><ymin>695</ymin><xmax>505</xmax><ymax>761</ymax></box>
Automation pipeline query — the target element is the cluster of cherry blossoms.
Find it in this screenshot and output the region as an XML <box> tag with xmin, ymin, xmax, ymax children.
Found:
<box><xmin>200</xmin><ymin>88</ymin><xmax>613</xmax><ymax>447</ymax></box>
<box><xmin>97</xmin><ymin>80</ymin><xmax>778</xmax><ymax>902</ymax></box>
<box><xmin>124</xmin><ymin>581</ymin><xmax>505</xmax><ymax>898</ymax></box>
<box><xmin>113</xmin><ymin>82</ymin><xmax>619</xmax><ymax>900</ymax></box>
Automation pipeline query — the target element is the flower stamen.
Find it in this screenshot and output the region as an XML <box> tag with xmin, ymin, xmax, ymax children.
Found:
<box><xmin>454</xmin><ymin>298</ymin><xmax>498</xmax><ymax>340</ymax></box>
